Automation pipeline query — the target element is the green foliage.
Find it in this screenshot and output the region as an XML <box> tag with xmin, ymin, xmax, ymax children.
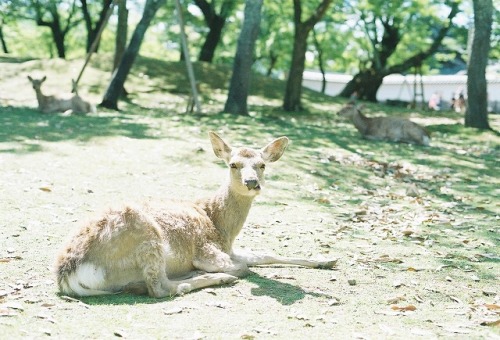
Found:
<box><xmin>0</xmin><ymin>0</ymin><xmax>496</xmax><ymax>77</ymax></box>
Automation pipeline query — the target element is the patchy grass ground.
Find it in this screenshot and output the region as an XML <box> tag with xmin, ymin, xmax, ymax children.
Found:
<box><xmin>0</xmin><ymin>56</ymin><xmax>499</xmax><ymax>339</ymax></box>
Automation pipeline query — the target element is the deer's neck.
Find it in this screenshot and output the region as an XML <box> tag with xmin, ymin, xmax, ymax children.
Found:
<box><xmin>198</xmin><ymin>184</ymin><xmax>254</xmax><ymax>249</ymax></box>
<box><xmin>351</xmin><ymin>110</ymin><xmax>371</xmax><ymax>134</ymax></box>
<box><xmin>34</xmin><ymin>88</ymin><xmax>47</xmax><ymax>106</ymax></box>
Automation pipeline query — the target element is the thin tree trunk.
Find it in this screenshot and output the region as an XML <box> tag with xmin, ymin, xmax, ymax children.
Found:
<box><xmin>224</xmin><ymin>0</ymin><xmax>263</xmax><ymax>115</ymax></box>
<box><xmin>283</xmin><ymin>0</ymin><xmax>332</xmax><ymax>112</ymax></box>
<box><xmin>113</xmin><ymin>0</ymin><xmax>129</xmax><ymax>71</ymax></box>
<box><xmin>465</xmin><ymin>0</ymin><xmax>492</xmax><ymax>129</ymax></box>
<box><xmin>0</xmin><ymin>24</ymin><xmax>8</xmax><ymax>53</ymax></box>
<box><xmin>81</xmin><ymin>0</ymin><xmax>113</xmax><ymax>53</ymax></box>
<box><xmin>283</xmin><ymin>27</ymin><xmax>308</xmax><ymax>111</ymax></box>
<box><xmin>101</xmin><ymin>0</ymin><xmax>166</xmax><ymax>110</ymax></box>
<box><xmin>312</xmin><ymin>28</ymin><xmax>326</xmax><ymax>94</ymax></box>
<box><xmin>266</xmin><ymin>50</ymin><xmax>277</xmax><ymax>77</ymax></box>
<box><xmin>198</xmin><ymin>16</ymin><xmax>225</xmax><ymax>62</ymax></box>
<box><xmin>51</xmin><ymin>23</ymin><xmax>66</xmax><ymax>58</ymax></box>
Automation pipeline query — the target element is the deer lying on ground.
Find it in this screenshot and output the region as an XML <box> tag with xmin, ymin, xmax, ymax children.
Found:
<box><xmin>55</xmin><ymin>132</ymin><xmax>336</xmax><ymax>298</ymax></box>
<box><xmin>27</xmin><ymin>75</ymin><xmax>94</xmax><ymax>115</ymax></box>
<box><xmin>337</xmin><ymin>103</ymin><xmax>430</xmax><ymax>146</ymax></box>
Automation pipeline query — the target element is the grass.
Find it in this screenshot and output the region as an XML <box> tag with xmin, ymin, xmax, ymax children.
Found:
<box><xmin>0</xmin><ymin>54</ymin><xmax>499</xmax><ymax>339</ymax></box>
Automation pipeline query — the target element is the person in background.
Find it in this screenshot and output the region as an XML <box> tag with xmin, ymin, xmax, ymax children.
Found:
<box><xmin>428</xmin><ymin>92</ymin><xmax>441</xmax><ymax>111</ymax></box>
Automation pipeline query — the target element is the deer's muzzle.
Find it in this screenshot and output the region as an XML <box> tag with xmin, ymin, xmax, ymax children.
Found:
<box><xmin>244</xmin><ymin>179</ymin><xmax>260</xmax><ymax>190</ymax></box>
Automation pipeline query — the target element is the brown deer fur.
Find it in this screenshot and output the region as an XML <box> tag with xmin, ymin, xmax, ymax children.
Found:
<box><xmin>28</xmin><ymin>76</ymin><xmax>94</xmax><ymax>115</ymax></box>
<box><xmin>55</xmin><ymin>132</ymin><xmax>336</xmax><ymax>298</ymax></box>
<box><xmin>338</xmin><ymin>103</ymin><xmax>430</xmax><ymax>146</ymax></box>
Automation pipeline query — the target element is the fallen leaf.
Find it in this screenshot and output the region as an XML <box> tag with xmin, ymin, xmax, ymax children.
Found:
<box><xmin>387</xmin><ymin>296</ymin><xmax>406</xmax><ymax>304</ymax></box>
<box><xmin>41</xmin><ymin>303</ymin><xmax>56</xmax><ymax>308</ymax></box>
<box><xmin>402</xmin><ymin>229</ymin><xmax>414</xmax><ymax>236</ymax></box>
<box><xmin>483</xmin><ymin>290</ymin><xmax>496</xmax><ymax>296</ymax></box>
<box><xmin>0</xmin><ymin>307</ymin><xmax>18</xmax><ymax>317</ymax></box>
<box><xmin>470</xmin><ymin>274</ymin><xmax>480</xmax><ymax>282</ymax></box>
<box><xmin>4</xmin><ymin>301</ymin><xmax>24</xmax><ymax>311</ymax></box>
<box><xmin>163</xmin><ymin>307</ymin><xmax>183</xmax><ymax>315</ymax></box>
<box><xmin>39</xmin><ymin>187</ymin><xmax>52</xmax><ymax>192</ymax></box>
<box><xmin>480</xmin><ymin>319</ymin><xmax>500</xmax><ymax>327</ymax></box>
<box><xmin>206</xmin><ymin>301</ymin><xmax>231</xmax><ymax>309</ymax></box>
<box><xmin>449</xmin><ymin>296</ymin><xmax>463</xmax><ymax>304</ymax></box>
<box><xmin>484</xmin><ymin>304</ymin><xmax>500</xmax><ymax>311</ymax></box>
<box><xmin>391</xmin><ymin>305</ymin><xmax>417</xmax><ymax>312</ymax></box>
<box><xmin>114</xmin><ymin>329</ymin><xmax>126</xmax><ymax>337</ymax></box>
<box><xmin>327</xmin><ymin>298</ymin><xmax>340</xmax><ymax>306</ymax></box>
<box><xmin>393</xmin><ymin>280</ymin><xmax>403</xmax><ymax>288</ymax></box>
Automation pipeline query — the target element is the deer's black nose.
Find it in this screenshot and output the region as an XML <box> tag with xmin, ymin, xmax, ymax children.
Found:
<box><xmin>245</xmin><ymin>179</ymin><xmax>259</xmax><ymax>190</ymax></box>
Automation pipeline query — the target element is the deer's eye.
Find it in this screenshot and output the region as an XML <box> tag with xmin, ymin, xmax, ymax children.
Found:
<box><xmin>259</xmin><ymin>164</ymin><xmax>266</xmax><ymax>170</ymax></box>
<box><xmin>230</xmin><ymin>163</ymin><xmax>238</xmax><ymax>169</ymax></box>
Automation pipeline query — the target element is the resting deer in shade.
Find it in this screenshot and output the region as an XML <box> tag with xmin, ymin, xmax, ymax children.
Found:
<box><xmin>337</xmin><ymin>103</ymin><xmax>430</xmax><ymax>146</ymax></box>
<box><xmin>27</xmin><ymin>75</ymin><xmax>94</xmax><ymax>115</ymax></box>
<box><xmin>55</xmin><ymin>132</ymin><xmax>336</xmax><ymax>298</ymax></box>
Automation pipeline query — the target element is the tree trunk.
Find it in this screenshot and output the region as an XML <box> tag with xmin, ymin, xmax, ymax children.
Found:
<box><xmin>101</xmin><ymin>0</ymin><xmax>165</xmax><ymax>110</ymax></box>
<box><xmin>465</xmin><ymin>0</ymin><xmax>492</xmax><ymax>129</ymax></box>
<box><xmin>283</xmin><ymin>0</ymin><xmax>332</xmax><ymax>112</ymax></box>
<box><xmin>81</xmin><ymin>0</ymin><xmax>113</xmax><ymax>53</ymax></box>
<box><xmin>312</xmin><ymin>28</ymin><xmax>326</xmax><ymax>94</ymax></box>
<box><xmin>198</xmin><ymin>15</ymin><xmax>225</xmax><ymax>62</ymax></box>
<box><xmin>283</xmin><ymin>27</ymin><xmax>308</xmax><ymax>111</ymax></box>
<box><xmin>224</xmin><ymin>0</ymin><xmax>263</xmax><ymax>115</ymax></box>
<box><xmin>51</xmin><ymin>22</ymin><xmax>66</xmax><ymax>58</ymax></box>
<box><xmin>266</xmin><ymin>50</ymin><xmax>278</xmax><ymax>77</ymax></box>
<box><xmin>0</xmin><ymin>24</ymin><xmax>8</xmax><ymax>53</ymax></box>
<box><xmin>339</xmin><ymin>69</ymin><xmax>384</xmax><ymax>102</ymax></box>
<box><xmin>113</xmin><ymin>0</ymin><xmax>129</xmax><ymax>71</ymax></box>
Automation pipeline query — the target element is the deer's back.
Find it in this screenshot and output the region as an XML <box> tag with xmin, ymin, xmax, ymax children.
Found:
<box><xmin>42</xmin><ymin>95</ymin><xmax>73</xmax><ymax>113</ymax></box>
<box><xmin>365</xmin><ymin>116</ymin><xmax>428</xmax><ymax>144</ymax></box>
<box><xmin>56</xmin><ymin>200</ymin><xmax>224</xmax><ymax>280</ymax></box>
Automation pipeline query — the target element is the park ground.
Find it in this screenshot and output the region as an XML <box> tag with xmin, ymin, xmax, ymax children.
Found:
<box><xmin>0</xmin><ymin>56</ymin><xmax>499</xmax><ymax>339</ymax></box>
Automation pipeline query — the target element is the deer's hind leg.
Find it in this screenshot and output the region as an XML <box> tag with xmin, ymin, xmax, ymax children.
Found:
<box><xmin>117</xmin><ymin>207</ymin><xmax>180</xmax><ymax>298</ymax></box>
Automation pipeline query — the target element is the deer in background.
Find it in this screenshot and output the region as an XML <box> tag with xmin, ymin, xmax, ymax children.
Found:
<box><xmin>27</xmin><ymin>75</ymin><xmax>94</xmax><ymax>115</ymax></box>
<box><xmin>55</xmin><ymin>132</ymin><xmax>336</xmax><ymax>298</ymax></box>
<box><xmin>337</xmin><ymin>103</ymin><xmax>430</xmax><ymax>146</ymax></box>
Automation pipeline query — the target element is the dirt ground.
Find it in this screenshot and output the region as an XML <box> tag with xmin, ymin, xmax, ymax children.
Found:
<box><xmin>0</xmin><ymin>58</ymin><xmax>499</xmax><ymax>339</ymax></box>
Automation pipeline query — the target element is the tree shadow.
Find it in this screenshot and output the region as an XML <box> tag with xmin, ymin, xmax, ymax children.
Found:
<box><xmin>0</xmin><ymin>105</ymin><xmax>159</xmax><ymax>153</ymax></box>
<box><xmin>245</xmin><ymin>272</ymin><xmax>331</xmax><ymax>305</ymax></box>
<box><xmin>63</xmin><ymin>292</ymin><xmax>169</xmax><ymax>306</ymax></box>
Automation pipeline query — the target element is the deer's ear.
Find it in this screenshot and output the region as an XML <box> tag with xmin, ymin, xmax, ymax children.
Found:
<box><xmin>41</xmin><ymin>76</ymin><xmax>47</xmax><ymax>82</ymax></box>
<box><xmin>209</xmin><ymin>131</ymin><xmax>232</xmax><ymax>163</ymax></box>
<box><xmin>261</xmin><ymin>137</ymin><xmax>289</xmax><ymax>163</ymax></box>
<box><xmin>27</xmin><ymin>76</ymin><xmax>33</xmax><ymax>82</ymax></box>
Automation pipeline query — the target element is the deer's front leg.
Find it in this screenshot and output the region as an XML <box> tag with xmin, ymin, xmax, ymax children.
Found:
<box><xmin>193</xmin><ymin>245</ymin><xmax>251</xmax><ymax>277</ymax></box>
<box><xmin>231</xmin><ymin>248</ymin><xmax>337</xmax><ymax>269</ymax></box>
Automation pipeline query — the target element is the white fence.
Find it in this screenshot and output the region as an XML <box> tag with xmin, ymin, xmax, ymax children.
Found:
<box><xmin>302</xmin><ymin>71</ymin><xmax>500</xmax><ymax>112</ymax></box>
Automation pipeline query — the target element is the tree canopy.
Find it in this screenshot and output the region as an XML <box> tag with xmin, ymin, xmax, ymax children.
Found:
<box><xmin>0</xmin><ymin>0</ymin><xmax>497</xmax><ymax>128</ymax></box>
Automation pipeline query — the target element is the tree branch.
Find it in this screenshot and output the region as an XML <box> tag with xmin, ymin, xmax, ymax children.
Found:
<box><xmin>386</xmin><ymin>1</ymin><xmax>459</xmax><ymax>75</ymax></box>
<box><xmin>194</xmin><ymin>0</ymin><xmax>214</xmax><ymax>25</ymax></box>
<box><xmin>303</xmin><ymin>0</ymin><xmax>333</xmax><ymax>30</ymax></box>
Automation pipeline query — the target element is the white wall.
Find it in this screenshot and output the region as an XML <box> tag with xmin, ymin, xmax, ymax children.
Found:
<box><xmin>302</xmin><ymin>71</ymin><xmax>500</xmax><ymax>112</ymax></box>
